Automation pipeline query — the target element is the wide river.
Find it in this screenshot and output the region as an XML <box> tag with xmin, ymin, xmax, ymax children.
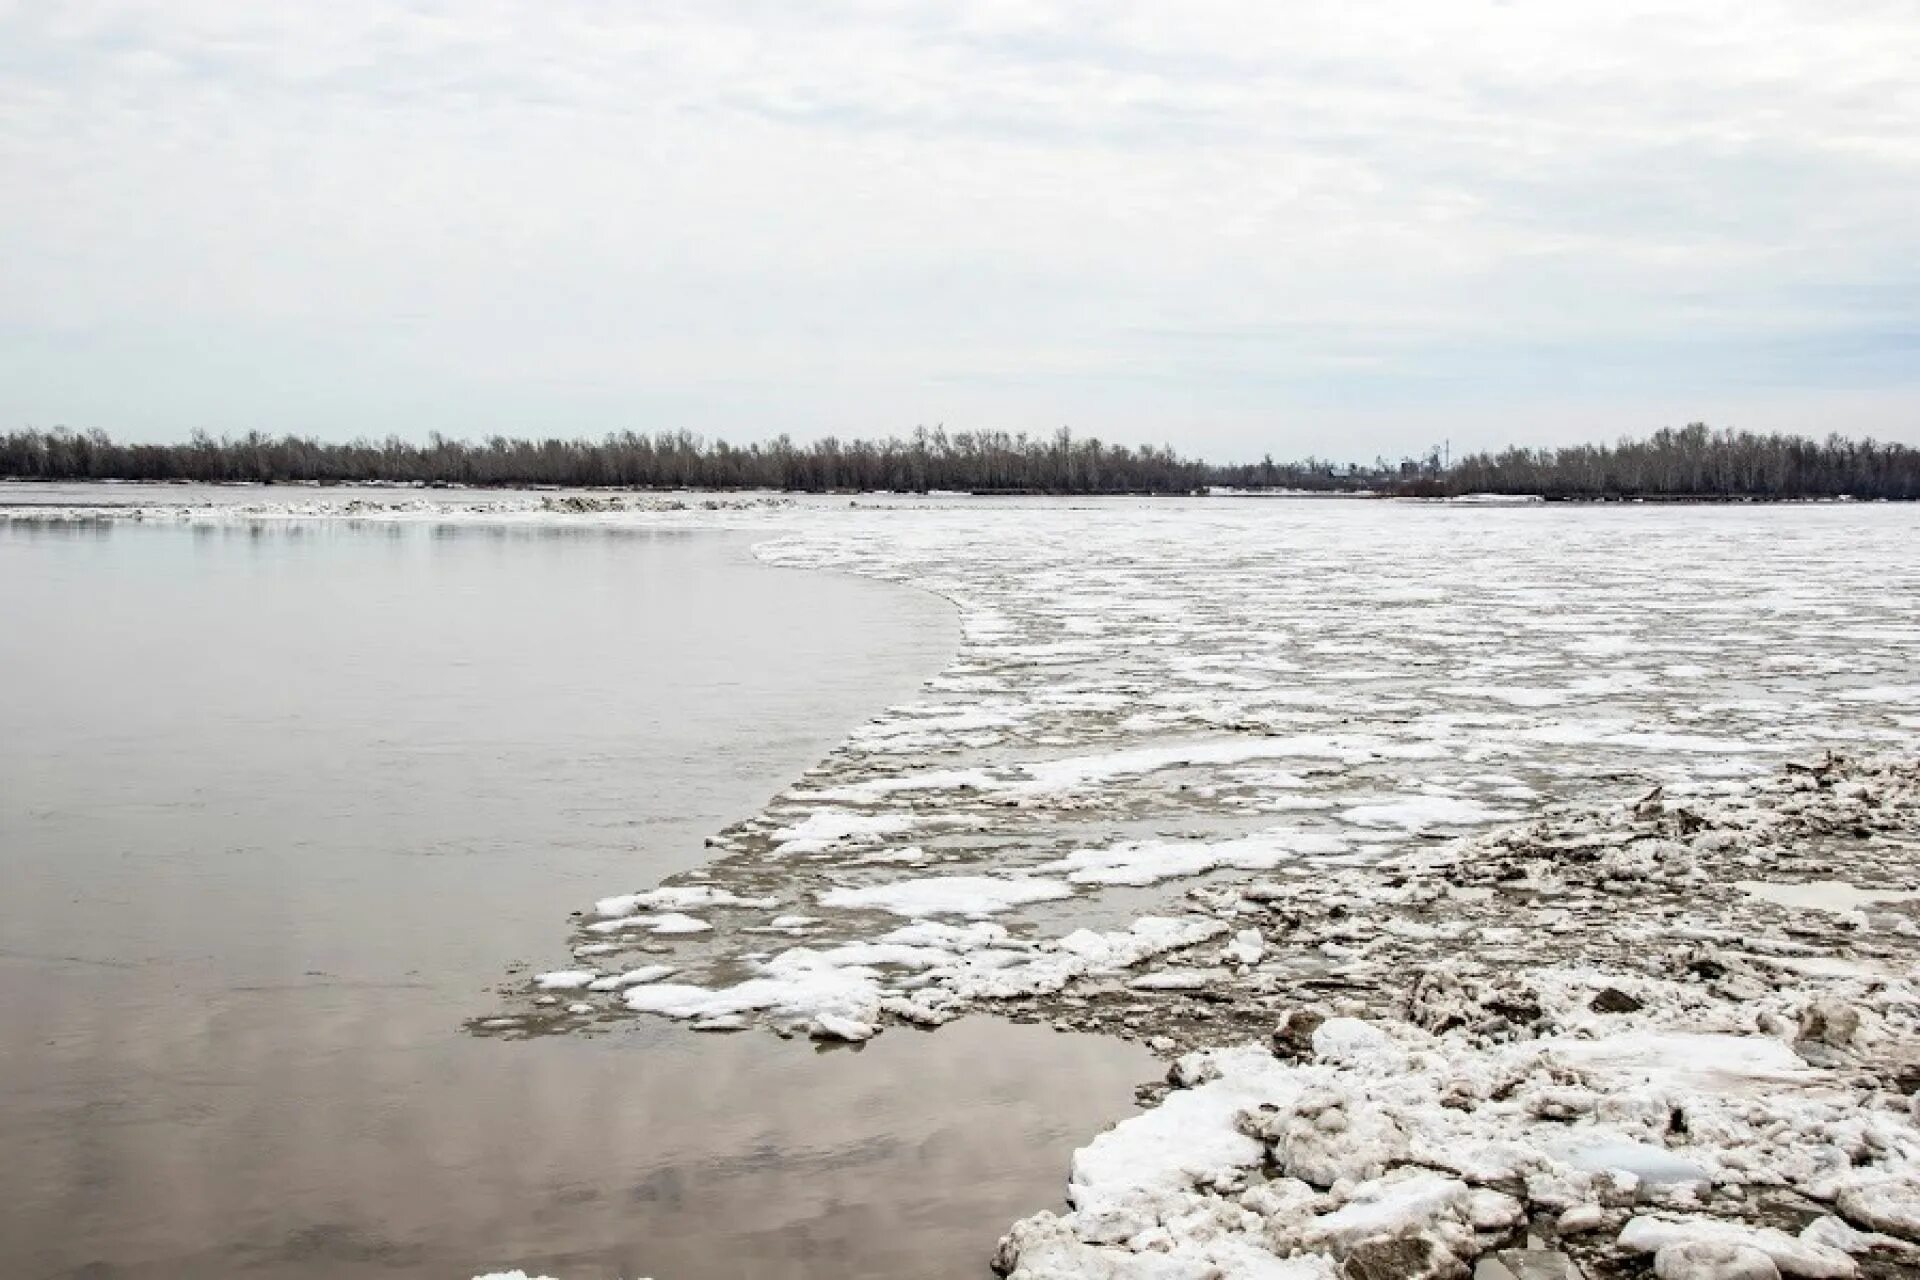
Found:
<box><xmin>0</xmin><ymin>516</ymin><xmax>1151</xmax><ymax>1280</ymax></box>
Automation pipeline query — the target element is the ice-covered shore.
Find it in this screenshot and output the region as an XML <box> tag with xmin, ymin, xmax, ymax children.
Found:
<box><xmin>992</xmin><ymin>754</ymin><xmax>1920</xmax><ymax>1280</ymax></box>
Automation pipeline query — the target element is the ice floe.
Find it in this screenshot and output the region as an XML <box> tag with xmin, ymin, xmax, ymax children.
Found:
<box><xmin>991</xmin><ymin>755</ymin><xmax>1920</xmax><ymax>1279</ymax></box>
<box><xmin>819</xmin><ymin>874</ymin><xmax>1074</xmax><ymax>916</ymax></box>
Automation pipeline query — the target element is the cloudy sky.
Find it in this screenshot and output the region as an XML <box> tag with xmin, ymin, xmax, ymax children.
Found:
<box><xmin>3</xmin><ymin>1</ymin><xmax>1917</xmax><ymax>459</ymax></box>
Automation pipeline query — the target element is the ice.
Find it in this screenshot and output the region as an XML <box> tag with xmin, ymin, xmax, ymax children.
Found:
<box><xmin>810</xmin><ymin>1012</ymin><xmax>876</xmax><ymax>1041</ymax></box>
<box><xmin>993</xmin><ymin>758</ymin><xmax>1920</xmax><ymax>1278</ymax></box>
<box><xmin>1837</xmin><ymin>684</ymin><xmax>1920</xmax><ymax>704</ymax></box>
<box><xmin>1310</xmin><ymin>1016</ymin><xmax>1408</xmax><ymax>1072</ymax></box>
<box><xmin>1297</xmin><ymin>1169</ymin><xmax>1471</xmax><ymax>1251</ymax></box>
<box><xmin>1736</xmin><ymin>879</ymin><xmax>1920</xmax><ymax>920</ymax></box>
<box><xmin>1219</xmin><ymin>929</ymin><xmax>1265</xmax><ymax>966</ymax></box>
<box><xmin>1833</xmin><ymin>1171</ymin><xmax>1920</xmax><ymax>1242</ymax></box>
<box><xmin>801</xmin><ymin>768</ymin><xmax>1000</xmax><ymax>802</ymax></box>
<box><xmin>1444</xmin><ymin>684</ymin><xmax>1572</xmax><ymax>708</ymax></box>
<box><xmin>532</xmin><ymin>970</ymin><xmax>597</xmax><ymax>990</ymax></box>
<box><xmin>1063</xmin><ymin>1043</ymin><xmax>1279</xmax><ymax>1227</ymax></box>
<box><xmin>585</xmin><ymin>965</ymin><xmax>676</xmax><ymax>991</ymax></box>
<box><xmin>998</xmin><ymin>1002</ymin><xmax>1882</xmax><ymax>1276</ymax></box>
<box><xmin>805</xmin><ymin>940</ymin><xmax>957</xmax><ymax>970</ymax></box>
<box><xmin>1128</xmin><ymin>971</ymin><xmax>1218</xmax><ymax>991</ymax></box>
<box><xmin>1338</xmin><ymin>795</ymin><xmax>1515</xmax><ymax>831</ymax></box>
<box><xmin>1042</xmin><ymin>829</ymin><xmax>1348</xmax><ymax>887</ymax></box>
<box><xmin>1607</xmin><ymin>731</ymin><xmax>1782</xmax><ymax>754</ymax></box>
<box><xmin>935</xmin><ymin>917</ymin><xmax>1230</xmax><ymax>1004</ymax></box>
<box><xmin>645</xmin><ymin>912</ymin><xmax>713</xmax><ymax>934</ymax></box>
<box><xmin>996</xmin><ymin>1213</ymin><xmax>1338</xmax><ymax>1278</ymax></box>
<box><xmin>623</xmin><ymin>948</ymin><xmax>884</xmax><ymax>1030</ymax></box>
<box><xmin>1014</xmin><ymin>737</ymin><xmax>1403</xmax><ymax>793</ymax></box>
<box><xmin>1544</xmin><ymin>1031</ymin><xmax>1830</xmax><ymax>1096</ymax></box>
<box><xmin>818</xmin><ymin>874</ymin><xmax>1073</xmax><ymax>916</ymax></box>
<box><xmin>593</xmin><ymin>886</ymin><xmax>773</xmax><ymax>915</ymax></box>
<box><xmin>583</xmin><ymin>911</ymin><xmax>712</xmax><ymax>935</ymax></box>
<box><xmin>1749</xmin><ymin>953</ymin><xmax>1893</xmax><ymax>980</ymax></box>
<box><xmin>768</xmin><ymin>809</ymin><xmax>917</xmax><ymax>855</ymax></box>
<box><xmin>1555</xmin><ymin>1138</ymin><xmax>1709</xmax><ymax>1186</ymax></box>
<box><xmin>1617</xmin><ymin>1216</ymin><xmax>1855</xmax><ymax>1278</ymax></box>
<box><xmin>879</xmin><ymin>919</ymin><xmax>1010</xmax><ymax>950</ymax></box>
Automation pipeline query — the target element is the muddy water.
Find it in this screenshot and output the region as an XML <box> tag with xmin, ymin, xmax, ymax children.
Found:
<box><xmin>0</xmin><ymin>520</ymin><xmax>1152</xmax><ymax>1280</ymax></box>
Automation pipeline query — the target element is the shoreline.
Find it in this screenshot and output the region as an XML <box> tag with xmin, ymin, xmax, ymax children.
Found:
<box><xmin>2</xmin><ymin>477</ymin><xmax>1912</xmax><ymax>506</ymax></box>
<box><xmin>11</xmin><ymin>489</ymin><xmax>1920</xmax><ymax>1280</ymax></box>
<box><xmin>4</xmin><ymin>513</ymin><xmax>1123</xmax><ymax>1280</ymax></box>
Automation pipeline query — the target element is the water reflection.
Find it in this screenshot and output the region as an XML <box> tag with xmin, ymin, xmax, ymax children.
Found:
<box><xmin>0</xmin><ymin>519</ymin><xmax>1148</xmax><ymax>1280</ymax></box>
<box><xmin>11</xmin><ymin>959</ymin><xmax>1145</xmax><ymax>1279</ymax></box>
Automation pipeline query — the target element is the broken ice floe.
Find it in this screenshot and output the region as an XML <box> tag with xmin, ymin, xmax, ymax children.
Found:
<box><xmin>818</xmin><ymin>874</ymin><xmax>1074</xmax><ymax>917</ymax></box>
<box><xmin>992</xmin><ymin>754</ymin><xmax>1920</xmax><ymax>1279</ymax></box>
<box><xmin>492</xmin><ymin>500</ymin><xmax>1919</xmax><ymax>1053</ymax></box>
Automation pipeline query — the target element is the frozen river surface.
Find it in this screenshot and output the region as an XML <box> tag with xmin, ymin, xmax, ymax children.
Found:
<box><xmin>470</xmin><ymin>497</ymin><xmax>1920</xmax><ymax>1041</ymax></box>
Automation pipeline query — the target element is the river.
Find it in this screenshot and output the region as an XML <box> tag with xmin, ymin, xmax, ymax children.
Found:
<box><xmin>0</xmin><ymin>516</ymin><xmax>1151</xmax><ymax>1280</ymax></box>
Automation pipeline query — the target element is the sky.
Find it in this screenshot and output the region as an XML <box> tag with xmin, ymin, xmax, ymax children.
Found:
<box><xmin>3</xmin><ymin>1</ymin><xmax>1917</xmax><ymax>461</ymax></box>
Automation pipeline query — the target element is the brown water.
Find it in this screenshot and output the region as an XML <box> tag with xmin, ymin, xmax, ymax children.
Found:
<box><xmin>0</xmin><ymin>519</ymin><xmax>1152</xmax><ymax>1280</ymax></box>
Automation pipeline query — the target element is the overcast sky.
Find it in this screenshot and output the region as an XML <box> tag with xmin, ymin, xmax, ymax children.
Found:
<box><xmin>4</xmin><ymin>1</ymin><xmax>1917</xmax><ymax>459</ymax></box>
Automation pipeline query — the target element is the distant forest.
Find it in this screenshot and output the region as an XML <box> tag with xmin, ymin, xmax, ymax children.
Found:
<box><xmin>2</xmin><ymin>422</ymin><xmax>1916</xmax><ymax>499</ymax></box>
<box><xmin>1431</xmin><ymin>424</ymin><xmax>1920</xmax><ymax>501</ymax></box>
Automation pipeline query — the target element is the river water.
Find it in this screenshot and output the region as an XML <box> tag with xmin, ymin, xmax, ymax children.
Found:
<box><xmin>0</xmin><ymin>517</ymin><xmax>1152</xmax><ymax>1280</ymax></box>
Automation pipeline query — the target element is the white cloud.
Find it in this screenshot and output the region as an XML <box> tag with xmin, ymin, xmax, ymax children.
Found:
<box><xmin>2</xmin><ymin>0</ymin><xmax>1917</xmax><ymax>455</ymax></box>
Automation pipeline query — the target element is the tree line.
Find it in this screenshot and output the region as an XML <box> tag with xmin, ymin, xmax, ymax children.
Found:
<box><xmin>1434</xmin><ymin>424</ymin><xmax>1920</xmax><ymax>501</ymax></box>
<box><xmin>0</xmin><ymin>426</ymin><xmax>1214</xmax><ymax>494</ymax></box>
<box><xmin>1</xmin><ymin>422</ymin><xmax>1914</xmax><ymax>498</ymax></box>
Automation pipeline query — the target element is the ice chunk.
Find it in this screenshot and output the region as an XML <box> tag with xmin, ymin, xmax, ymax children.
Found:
<box><xmin>1310</xmin><ymin>1018</ymin><xmax>1407</xmax><ymax>1073</ymax></box>
<box><xmin>1129</xmin><ymin>971</ymin><xmax>1218</xmax><ymax>991</ymax></box>
<box><xmin>1044</xmin><ymin>829</ymin><xmax>1349</xmax><ymax>887</ymax></box>
<box><xmin>1065</xmin><ymin>1045</ymin><xmax>1286</xmax><ymax>1228</ymax></box>
<box><xmin>1736</xmin><ymin>880</ymin><xmax>1920</xmax><ymax>921</ymax></box>
<box><xmin>769</xmin><ymin>809</ymin><xmax>917</xmax><ymax>855</ymax></box>
<box><xmin>1339</xmin><ymin>795</ymin><xmax>1515</xmax><ymax>831</ymax></box>
<box><xmin>582</xmin><ymin>911</ymin><xmax>713</xmax><ymax>935</ymax></box>
<box><xmin>809</xmin><ymin>1013</ymin><xmax>876</xmax><ymax>1042</ymax></box>
<box><xmin>585</xmin><ymin>965</ymin><xmax>677</xmax><ymax>991</ymax></box>
<box><xmin>593</xmin><ymin>886</ymin><xmax>774</xmax><ymax>916</ymax></box>
<box><xmin>1834</xmin><ymin>1172</ymin><xmax>1920</xmax><ymax>1242</ymax></box>
<box><xmin>1221</xmin><ymin>929</ymin><xmax>1267</xmax><ymax>966</ymax></box>
<box><xmin>1546</xmin><ymin>1031</ymin><xmax>1829</xmax><ymax>1097</ymax></box>
<box><xmin>1618</xmin><ymin>1215</ymin><xmax>1855</xmax><ymax>1278</ymax></box>
<box><xmin>1299</xmin><ymin>1169</ymin><xmax>1469</xmax><ymax>1250</ymax></box>
<box><xmin>641</xmin><ymin>912</ymin><xmax>711</xmax><ymax>935</ymax></box>
<box><xmin>819</xmin><ymin>874</ymin><xmax>1073</xmax><ymax>916</ymax></box>
<box><xmin>1557</xmin><ymin>1138</ymin><xmax>1709</xmax><ymax>1187</ymax></box>
<box><xmin>623</xmin><ymin>947</ymin><xmax>883</xmax><ymax>1031</ymax></box>
<box><xmin>532</xmin><ymin>970</ymin><xmax>597</xmax><ymax>990</ymax></box>
<box><xmin>1652</xmin><ymin>1241</ymin><xmax>1781</xmax><ymax>1279</ymax></box>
